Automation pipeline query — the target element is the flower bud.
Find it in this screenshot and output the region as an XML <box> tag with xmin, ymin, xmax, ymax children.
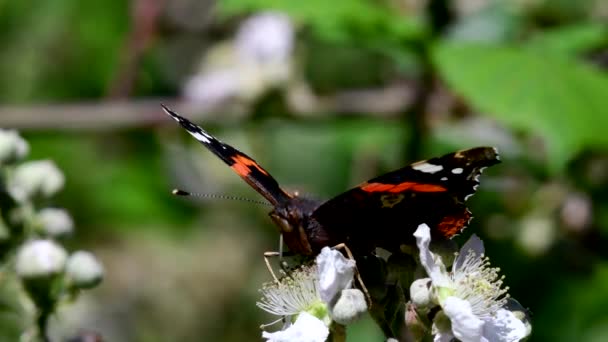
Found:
<box><xmin>329</xmin><ymin>289</ymin><xmax>367</xmax><ymax>325</ymax></box>
<box><xmin>0</xmin><ymin>129</ymin><xmax>29</xmax><ymax>165</ymax></box>
<box><xmin>36</xmin><ymin>208</ymin><xmax>74</xmax><ymax>237</ymax></box>
<box><xmin>405</xmin><ymin>303</ymin><xmax>428</xmax><ymax>341</ymax></box>
<box><xmin>66</xmin><ymin>251</ymin><xmax>104</xmax><ymax>289</ymax></box>
<box><xmin>8</xmin><ymin>160</ymin><xmax>65</xmax><ymax>202</ymax></box>
<box><xmin>410</xmin><ymin>278</ymin><xmax>433</xmax><ymax>310</ymax></box>
<box><xmin>15</xmin><ymin>240</ymin><xmax>67</xmax><ymax>278</ymax></box>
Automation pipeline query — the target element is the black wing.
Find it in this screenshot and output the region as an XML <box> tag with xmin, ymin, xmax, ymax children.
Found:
<box><xmin>162</xmin><ymin>105</ymin><xmax>292</xmax><ymax>206</ymax></box>
<box><xmin>311</xmin><ymin>147</ymin><xmax>500</xmax><ymax>252</ymax></box>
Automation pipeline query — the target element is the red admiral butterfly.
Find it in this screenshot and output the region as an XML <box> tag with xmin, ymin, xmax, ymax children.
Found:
<box><xmin>162</xmin><ymin>105</ymin><xmax>500</xmax><ymax>256</ymax></box>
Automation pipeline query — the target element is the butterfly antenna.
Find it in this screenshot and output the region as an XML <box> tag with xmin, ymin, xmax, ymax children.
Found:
<box><xmin>172</xmin><ymin>189</ymin><xmax>273</xmax><ymax>206</ymax></box>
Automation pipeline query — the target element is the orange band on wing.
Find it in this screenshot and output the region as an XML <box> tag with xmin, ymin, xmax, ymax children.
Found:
<box><xmin>231</xmin><ymin>155</ymin><xmax>269</xmax><ymax>177</ymax></box>
<box><xmin>361</xmin><ymin>182</ymin><xmax>446</xmax><ymax>193</ymax></box>
<box><xmin>436</xmin><ymin>212</ymin><xmax>471</xmax><ymax>238</ymax></box>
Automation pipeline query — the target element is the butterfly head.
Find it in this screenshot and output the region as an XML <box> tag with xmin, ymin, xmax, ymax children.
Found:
<box><xmin>269</xmin><ymin>196</ymin><xmax>326</xmax><ymax>256</ymax></box>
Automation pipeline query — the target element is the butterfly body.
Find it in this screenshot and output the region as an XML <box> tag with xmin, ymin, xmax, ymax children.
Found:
<box><xmin>162</xmin><ymin>105</ymin><xmax>500</xmax><ymax>256</ymax></box>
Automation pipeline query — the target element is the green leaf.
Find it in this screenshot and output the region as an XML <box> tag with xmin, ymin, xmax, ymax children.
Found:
<box><xmin>534</xmin><ymin>263</ymin><xmax>608</xmax><ymax>341</ymax></box>
<box><xmin>432</xmin><ymin>41</ymin><xmax>608</xmax><ymax>171</ymax></box>
<box><xmin>218</xmin><ymin>0</ymin><xmax>426</xmax><ymax>44</ymax></box>
<box><xmin>528</xmin><ymin>23</ymin><xmax>608</xmax><ymax>57</ymax></box>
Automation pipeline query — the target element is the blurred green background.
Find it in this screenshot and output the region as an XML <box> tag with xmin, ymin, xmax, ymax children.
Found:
<box><xmin>1</xmin><ymin>0</ymin><xmax>607</xmax><ymax>341</ymax></box>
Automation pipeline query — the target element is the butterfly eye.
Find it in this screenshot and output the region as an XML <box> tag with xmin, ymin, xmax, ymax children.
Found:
<box><xmin>270</xmin><ymin>213</ymin><xmax>293</xmax><ymax>233</ymax></box>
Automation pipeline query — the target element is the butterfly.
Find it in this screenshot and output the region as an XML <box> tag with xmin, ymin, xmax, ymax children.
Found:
<box><xmin>162</xmin><ymin>105</ymin><xmax>500</xmax><ymax>256</ymax></box>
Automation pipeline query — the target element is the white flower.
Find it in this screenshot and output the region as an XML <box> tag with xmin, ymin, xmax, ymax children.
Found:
<box><xmin>257</xmin><ymin>265</ymin><xmax>325</xmax><ymax>317</ymax></box>
<box><xmin>258</xmin><ymin>264</ymin><xmax>329</xmax><ymax>340</ymax></box>
<box><xmin>0</xmin><ymin>129</ymin><xmax>29</xmax><ymax>165</ymax></box>
<box><xmin>413</xmin><ymin>224</ymin><xmax>529</xmax><ymax>342</ymax></box>
<box><xmin>235</xmin><ymin>12</ymin><xmax>294</xmax><ymax>65</ymax></box>
<box><xmin>15</xmin><ymin>239</ymin><xmax>68</xmax><ymax>278</ymax></box>
<box><xmin>184</xmin><ymin>12</ymin><xmax>293</xmax><ymax>105</ymax></box>
<box><xmin>66</xmin><ymin>251</ymin><xmax>104</xmax><ymax>289</ymax></box>
<box><xmin>262</xmin><ymin>312</ymin><xmax>329</xmax><ymax>342</ymax></box>
<box><xmin>8</xmin><ymin>160</ymin><xmax>65</xmax><ymax>202</ymax></box>
<box><xmin>258</xmin><ymin>247</ymin><xmax>360</xmax><ymax>340</ymax></box>
<box><xmin>36</xmin><ymin>208</ymin><xmax>74</xmax><ymax>237</ymax></box>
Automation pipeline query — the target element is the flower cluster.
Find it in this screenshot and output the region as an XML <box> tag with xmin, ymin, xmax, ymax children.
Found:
<box><xmin>183</xmin><ymin>12</ymin><xmax>294</xmax><ymax>106</ymax></box>
<box><xmin>256</xmin><ymin>223</ymin><xmax>532</xmax><ymax>341</ymax></box>
<box><xmin>411</xmin><ymin>224</ymin><xmax>531</xmax><ymax>341</ymax></box>
<box><xmin>0</xmin><ymin>129</ymin><xmax>104</xmax><ymax>340</ymax></box>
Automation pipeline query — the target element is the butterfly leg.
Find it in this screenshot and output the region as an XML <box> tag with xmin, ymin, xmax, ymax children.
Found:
<box><xmin>263</xmin><ymin>251</ymin><xmax>282</xmax><ymax>284</ymax></box>
<box><xmin>331</xmin><ymin>243</ymin><xmax>372</xmax><ymax>308</ymax></box>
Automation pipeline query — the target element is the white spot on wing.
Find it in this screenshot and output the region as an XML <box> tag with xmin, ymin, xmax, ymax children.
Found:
<box><xmin>441</xmin><ymin>177</ymin><xmax>448</xmax><ymax>181</ymax></box>
<box><xmin>451</xmin><ymin>168</ymin><xmax>464</xmax><ymax>174</ymax></box>
<box><xmin>190</xmin><ymin>131</ymin><xmax>211</xmax><ymax>144</ymax></box>
<box><xmin>412</xmin><ymin>163</ymin><xmax>443</xmax><ymax>174</ymax></box>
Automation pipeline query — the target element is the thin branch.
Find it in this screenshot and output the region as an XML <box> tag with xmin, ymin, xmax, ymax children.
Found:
<box><xmin>0</xmin><ymin>82</ymin><xmax>414</xmax><ymax>131</ymax></box>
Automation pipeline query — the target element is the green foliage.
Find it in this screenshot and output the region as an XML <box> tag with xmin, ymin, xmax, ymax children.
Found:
<box><xmin>218</xmin><ymin>0</ymin><xmax>426</xmax><ymax>45</ymax></box>
<box><xmin>1</xmin><ymin>0</ymin><xmax>607</xmax><ymax>340</ymax></box>
<box><xmin>534</xmin><ymin>263</ymin><xmax>608</xmax><ymax>341</ymax></box>
<box><xmin>25</xmin><ymin>133</ymin><xmax>194</xmax><ymax>230</ymax></box>
<box><xmin>528</xmin><ymin>23</ymin><xmax>608</xmax><ymax>56</ymax></box>
<box><xmin>432</xmin><ymin>41</ymin><xmax>608</xmax><ymax>171</ymax></box>
<box><xmin>0</xmin><ymin>0</ymin><xmax>128</xmax><ymax>102</ymax></box>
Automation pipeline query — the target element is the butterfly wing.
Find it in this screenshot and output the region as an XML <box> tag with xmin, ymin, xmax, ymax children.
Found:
<box><xmin>162</xmin><ymin>105</ymin><xmax>292</xmax><ymax>206</ymax></box>
<box><xmin>311</xmin><ymin>147</ymin><xmax>500</xmax><ymax>251</ymax></box>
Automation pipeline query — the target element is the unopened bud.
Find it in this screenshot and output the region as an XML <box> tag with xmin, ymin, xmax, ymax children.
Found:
<box><xmin>36</xmin><ymin>208</ymin><xmax>74</xmax><ymax>237</ymax></box>
<box><xmin>410</xmin><ymin>278</ymin><xmax>433</xmax><ymax>310</ymax></box>
<box><xmin>16</xmin><ymin>240</ymin><xmax>67</xmax><ymax>278</ymax></box>
<box><xmin>405</xmin><ymin>303</ymin><xmax>428</xmax><ymax>341</ymax></box>
<box><xmin>66</xmin><ymin>251</ymin><xmax>104</xmax><ymax>289</ymax></box>
<box><xmin>329</xmin><ymin>289</ymin><xmax>367</xmax><ymax>325</ymax></box>
<box><xmin>0</xmin><ymin>129</ymin><xmax>28</xmax><ymax>165</ymax></box>
<box><xmin>8</xmin><ymin>160</ymin><xmax>65</xmax><ymax>202</ymax></box>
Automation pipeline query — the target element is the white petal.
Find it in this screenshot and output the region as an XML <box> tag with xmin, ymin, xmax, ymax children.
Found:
<box><xmin>262</xmin><ymin>312</ymin><xmax>329</xmax><ymax>342</ymax></box>
<box><xmin>482</xmin><ymin>309</ymin><xmax>528</xmax><ymax>342</ymax></box>
<box><xmin>316</xmin><ymin>247</ymin><xmax>356</xmax><ymax>303</ymax></box>
<box><xmin>454</xmin><ymin>234</ymin><xmax>485</xmax><ymax>272</ymax></box>
<box><xmin>443</xmin><ymin>297</ymin><xmax>484</xmax><ymax>342</ymax></box>
<box><xmin>414</xmin><ymin>224</ymin><xmax>451</xmax><ymax>287</ymax></box>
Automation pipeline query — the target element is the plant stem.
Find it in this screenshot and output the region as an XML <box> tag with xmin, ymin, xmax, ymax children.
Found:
<box><xmin>37</xmin><ymin>308</ymin><xmax>51</xmax><ymax>342</ymax></box>
<box><xmin>329</xmin><ymin>323</ymin><xmax>346</xmax><ymax>342</ymax></box>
